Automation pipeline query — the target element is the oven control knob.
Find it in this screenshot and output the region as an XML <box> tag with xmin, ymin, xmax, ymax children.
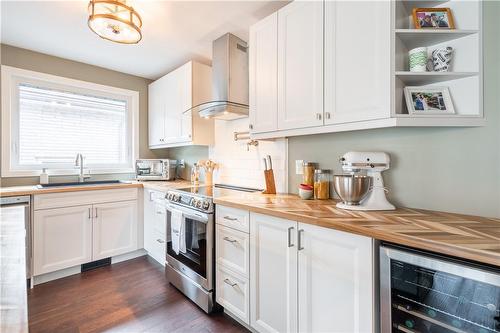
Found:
<box><xmin>191</xmin><ymin>199</ymin><xmax>197</xmax><ymax>207</ymax></box>
<box><xmin>167</xmin><ymin>193</ymin><xmax>172</xmax><ymax>200</ymax></box>
<box><xmin>202</xmin><ymin>201</ymin><xmax>210</xmax><ymax>210</ymax></box>
<box><xmin>196</xmin><ymin>200</ymin><xmax>202</xmax><ymax>208</ymax></box>
<box><xmin>172</xmin><ymin>194</ymin><xmax>179</xmax><ymax>202</ymax></box>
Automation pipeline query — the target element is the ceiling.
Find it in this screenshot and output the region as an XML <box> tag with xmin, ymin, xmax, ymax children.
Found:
<box><xmin>1</xmin><ymin>0</ymin><xmax>287</xmax><ymax>79</ymax></box>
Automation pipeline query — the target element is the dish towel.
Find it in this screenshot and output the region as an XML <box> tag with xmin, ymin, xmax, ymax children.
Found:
<box><xmin>170</xmin><ymin>208</ymin><xmax>186</xmax><ymax>255</ymax></box>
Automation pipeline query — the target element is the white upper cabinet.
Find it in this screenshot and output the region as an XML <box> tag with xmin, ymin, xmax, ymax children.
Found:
<box><xmin>148</xmin><ymin>61</ymin><xmax>213</xmax><ymax>148</ymax></box>
<box><xmin>250</xmin><ymin>213</ymin><xmax>297</xmax><ymax>333</ymax></box>
<box><xmin>297</xmin><ymin>222</ymin><xmax>374</xmax><ymax>333</ymax></box>
<box><xmin>249</xmin><ymin>0</ymin><xmax>483</xmax><ymax>139</ymax></box>
<box><xmin>277</xmin><ymin>1</ymin><xmax>324</xmax><ymax>130</ymax></box>
<box><xmin>325</xmin><ymin>1</ymin><xmax>390</xmax><ymax>125</ymax></box>
<box><xmin>249</xmin><ymin>12</ymin><xmax>278</xmax><ymax>133</ymax></box>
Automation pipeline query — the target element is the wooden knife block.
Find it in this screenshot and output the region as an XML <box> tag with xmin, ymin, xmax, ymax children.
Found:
<box><xmin>262</xmin><ymin>169</ymin><xmax>276</xmax><ymax>194</ymax></box>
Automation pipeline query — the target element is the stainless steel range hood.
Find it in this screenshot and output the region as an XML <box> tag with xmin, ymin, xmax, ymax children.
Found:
<box><xmin>192</xmin><ymin>33</ymin><xmax>249</xmax><ymax>120</ymax></box>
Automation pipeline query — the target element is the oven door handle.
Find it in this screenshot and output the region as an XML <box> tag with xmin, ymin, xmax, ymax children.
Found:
<box><xmin>164</xmin><ymin>203</ymin><xmax>210</xmax><ymax>223</ymax></box>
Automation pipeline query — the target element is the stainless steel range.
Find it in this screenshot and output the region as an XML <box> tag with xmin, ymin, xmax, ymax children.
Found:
<box><xmin>164</xmin><ymin>186</ymin><xmax>215</xmax><ymax>312</ymax></box>
<box><xmin>164</xmin><ymin>184</ymin><xmax>259</xmax><ymax>313</ymax></box>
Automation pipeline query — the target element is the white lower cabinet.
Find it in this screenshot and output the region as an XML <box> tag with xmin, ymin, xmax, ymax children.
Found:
<box><xmin>33</xmin><ymin>205</ymin><xmax>93</xmax><ymax>275</ymax></box>
<box><xmin>297</xmin><ymin>223</ymin><xmax>374</xmax><ymax>333</ymax></box>
<box><xmin>33</xmin><ymin>189</ymin><xmax>139</xmax><ymax>276</ymax></box>
<box><xmin>216</xmin><ymin>265</ymin><xmax>250</xmax><ymax>324</ymax></box>
<box><xmin>246</xmin><ymin>211</ymin><xmax>374</xmax><ymax>333</ymax></box>
<box><xmin>143</xmin><ymin>189</ymin><xmax>167</xmax><ymax>265</ymax></box>
<box><xmin>92</xmin><ymin>200</ymin><xmax>138</xmax><ymax>260</ymax></box>
<box><xmin>250</xmin><ymin>213</ymin><xmax>297</xmax><ymax>333</ymax></box>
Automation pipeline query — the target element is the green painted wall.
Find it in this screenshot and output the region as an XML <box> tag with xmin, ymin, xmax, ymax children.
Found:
<box><xmin>288</xmin><ymin>1</ymin><xmax>500</xmax><ymax>218</ymax></box>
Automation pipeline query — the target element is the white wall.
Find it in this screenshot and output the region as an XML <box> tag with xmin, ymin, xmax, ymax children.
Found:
<box><xmin>209</xmin><ymin>118</ymin><xmax>287</xmax><ymax>192</ymax></box>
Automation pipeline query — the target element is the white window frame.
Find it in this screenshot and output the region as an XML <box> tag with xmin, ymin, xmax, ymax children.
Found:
<box><xmin>1</xmin><ymin>65</ymin><xmax>139</xmax><ymax>177</ymax></box>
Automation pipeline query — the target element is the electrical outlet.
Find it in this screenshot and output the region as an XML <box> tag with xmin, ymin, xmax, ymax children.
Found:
<box><xmin>295</xmin><ymin>160</ymin><xmax>304</xmax><ymax>175</ymax></box>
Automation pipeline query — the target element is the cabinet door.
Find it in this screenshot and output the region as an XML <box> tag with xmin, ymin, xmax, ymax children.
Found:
<box><xmin>325</xmin><ymin>1</ymin><xmax>391</xmax><ymax>124</ymax></box>
<box><xmin>250</xmin><ymin>213</ymin><xmax>297</xmax><ymax>333</ymax></box>
<box><xmin>297</xmin><ymin>223</ymin><xmax>374</xmax><ymax>333</ymax></box>
<box><xmin>148</xmin><ymin>79</ymin><xmax>165</xmax><ymax>147</ymax></box>
<box><xmin>164</xmin><ymin>63</ymin><xmax>192</xmax><ymax>144</ymax></box>
<box><xmin>33</xmin><ymin>205</ymin><xmax>92</xmax><ymax>275</ymax></box>
<box><xmin>93</xmin><ymin>200</ymin><xmax>138</xmax><ymax>260</ymax></box>
<box><xmin>277</xmin><ymin>1</ymin><xmax>323</xmax><ymax>130</ymax></box>
<box><xmin>249</xmin><ymin>12</ymin><xmax>278</xmax><ymax>133</ymax></box>
<box><xmin>143</xmin><ymin>189</ymin><xmax>157</xmax><ymax>254</ymax></box>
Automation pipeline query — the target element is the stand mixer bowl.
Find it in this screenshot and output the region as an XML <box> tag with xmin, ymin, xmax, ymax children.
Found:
<box><xmin>333</xmin><ymin>174</ymin><xmax>372</xmax><ymax>205</ymax></box>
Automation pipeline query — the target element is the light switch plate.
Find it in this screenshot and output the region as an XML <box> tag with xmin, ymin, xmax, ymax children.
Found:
<box><xmin>295</xmin><ymin>160</ymin><xmax>304</xmax><ymax>175</ymax></box>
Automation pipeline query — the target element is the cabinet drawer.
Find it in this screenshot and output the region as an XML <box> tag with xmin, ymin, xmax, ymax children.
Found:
<box><xmin>216</xmin><ymin>266</ymin><xmax>250</xmax><ymax>325</ymax></box>
<box><xmin>216</xmin><ymin>225</ymin><xmax>249</xmax><ymax>278</ymax></box>
<box><xmin>148</xmin><ymin>230</ymin><xmax>166</xmax><ymax>266</ymax></box>
<box><xmin>216</xmin><ymin>206</ymin><xmax>249</xmax><ymax>233</ymax></box>
<box><xmin>152</xmin><ymin>202</ymin><xmax>167</xmax><ymax>237</ymax></box>
<box><xmin>34</xmin><ymin>188</ymin><xmax>138</xmax><ymax>210</ymax></box>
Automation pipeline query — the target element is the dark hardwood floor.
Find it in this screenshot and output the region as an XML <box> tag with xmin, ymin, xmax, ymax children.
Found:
<box><xmin>28</xmin><ymin>256</ymin><xmax>248</xmax><ymax>333</ymax></box>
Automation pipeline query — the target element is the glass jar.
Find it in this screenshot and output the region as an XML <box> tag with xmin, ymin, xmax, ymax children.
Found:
<box><xmin>314</xmin><ymin>169</ymin><xmax>331</xmax><ymax>200</ymax></box>
<box><xmin>302</xmin><ymin>162</ymin><xmax>317</xmax><ymax>186</ymax></box>
<box><xmin>191</xmin><ymin>163</ymin><xmax>200</xmax><ymax>186</ymax></box>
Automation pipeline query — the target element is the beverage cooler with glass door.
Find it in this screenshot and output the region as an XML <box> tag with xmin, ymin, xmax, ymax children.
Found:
<box><xmin>380</xmin><ymin>245</ymin><xmax>500</xmax><ymax>333</ymax></box>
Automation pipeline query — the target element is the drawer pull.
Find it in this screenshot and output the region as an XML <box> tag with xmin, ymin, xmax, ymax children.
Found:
<box><xmin>298</xmin><ymin>229</ymin><xmax>304</xmax><ymax>251</ymax></box>
<box><xmin>223</xmin><ymin>216</ymin><xmax>238</xmax><ymax>221</ymax></box>
<box><xmin>156</xmin><ymin>210</ymin><xmax>164</xmax><ymax>215</ymax></box>
<box><xmin>223</xmin><ymin>236</ymin><xmax>238</xmax><ymax>244</ymax></box>
<box><xmin>156</xmin><ymin>239</ymin><xmax>165</xmax><ymax>244</ymax></box>
<box><xmin>224</xmin><ymin>278</ymin><xmax>238</xmax><ymax>287</ymax></box>
<box><xmin>287</xmin><ymin>227</ymin><xmax>294</xmax><ymax>247</ymax></box>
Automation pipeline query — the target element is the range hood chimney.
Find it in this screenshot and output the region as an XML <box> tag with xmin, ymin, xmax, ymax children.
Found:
<box><xmin>192</xmin><ymin>33</ymin><xmax>249</xmax><ymax>120</ymax></box>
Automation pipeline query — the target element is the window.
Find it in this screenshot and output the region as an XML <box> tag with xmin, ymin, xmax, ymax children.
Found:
<box><xmin>1</xmin><ymin>66</ymin><xmax>139</xmax><ymax>177</ymax></box>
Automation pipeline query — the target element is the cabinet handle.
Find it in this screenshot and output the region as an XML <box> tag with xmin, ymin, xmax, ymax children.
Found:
<box><xmin>156</xmin><ymin>210</ymin><xmax>164</xmax><ymax>215</ymax></box>
<box><xmin>287</xmin><ymin>227</ymin><xmax>294</xmax><ymax>247</ymax></box>
<box><xmin>156</xmin><ymin>239</ymin><xmax>165</xmax><ymax>244</ymax></box>
<box><xmin>325</xmin><ymin>112</ymin><xmax>331</xmax><ymax>120</ymax></box>
<box><xmin>316</xmin><ymin>113</ymin><xmax>322</xmax><ymax>120</ymax></box>
<box><xmin>298</xmin><ymin>229</ymin><xmax>304</xmax><ymax>251</ymax></box>
<box><xmin>249</xmin><ymin>124</ymin><xmax>253</xmax><ymax>130</ymax></box>
<box><xmin>88</xmin><ymin>207</ymin><xmax>91</xmax><ymax>219</ymax></box>
<box><xmin>223</xmin><ymin>216</ymin><xmax>238</xmax><ymax>221</ymax></box>
<box><xmin>224</xmin><ymin>278</ymin><xmax>238</xmax><ymax>287</ymax></box>
<box><xmin>94</xmin><ymin>208</ymin><xmax>98</xmax><ymax>218</ymax></box>
<box><xmin>223</xmin><ymin>236</ymin><xmax>238</xmax><ymax>244</ymax></box>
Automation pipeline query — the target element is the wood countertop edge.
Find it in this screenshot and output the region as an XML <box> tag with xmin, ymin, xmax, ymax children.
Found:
<box><xmin>0</xmin><ymin>183</ymin><xmax>143</xmax><ymax>197</ymax></box>
<box><xmin>214</xmin><ymin>198</ymin><xmax>500</xmax><ymax>267</ymax></box>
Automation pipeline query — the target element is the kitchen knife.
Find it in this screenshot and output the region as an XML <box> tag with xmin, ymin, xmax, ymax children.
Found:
<box><xmin>263</xmin><ymin>158</ymin><xmax>268</xmax><ymax>171</ymax></box>
<box><xmin>266</xmin><ymin>155</ymin><xmax>272</xmax><ymax>170</ymax></box>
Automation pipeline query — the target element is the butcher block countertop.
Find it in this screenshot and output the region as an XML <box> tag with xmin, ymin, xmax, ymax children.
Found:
<box><xmin>214</xmin><ymin>193</ymin><xmax>500</xmax><ymax>267</ymax></box>
<box><xmin>0</xmin><ymin>180</ymin><xmax>193</xmax><ymax>197</ymax></box>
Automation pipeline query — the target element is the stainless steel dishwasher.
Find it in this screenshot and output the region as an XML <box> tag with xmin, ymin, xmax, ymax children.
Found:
<box><xmin>1</xmin><ymin>196</ymin><xmax>31</xmax><ymax>279</ymax></box>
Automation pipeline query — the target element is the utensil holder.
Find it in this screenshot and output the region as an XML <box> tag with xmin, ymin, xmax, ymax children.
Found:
<box><xmin>262</xmin><ymin>169</ymin><xmax>276</xmax><ymax>194</ymax></box>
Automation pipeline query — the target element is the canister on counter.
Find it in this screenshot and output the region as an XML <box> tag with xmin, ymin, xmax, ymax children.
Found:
<box><xmin>314</xmin><ymin>169</ymin><xmax>331</xmax><ymax>200</ymax></box>
<box><xmin>302</xmin><ymin>162</ymin><xmax>317</xmax><ymax>186</ymax></box>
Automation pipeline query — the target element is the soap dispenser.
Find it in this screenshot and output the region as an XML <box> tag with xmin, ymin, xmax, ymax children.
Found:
<box><xmin>40</xmin><ymin>168</ymin><xmax>49</xmax><ymax>185</ymax></box>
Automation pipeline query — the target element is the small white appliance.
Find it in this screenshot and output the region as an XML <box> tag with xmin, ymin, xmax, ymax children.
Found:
<box><xmin>336</xmin><ymin>151</ymin><xmax>395</xmax><ymax>211</ymax></box>
<box><xmin>135</xmin><ymin>159</ymin><xmax>177</xmax><ymax>180</ymax></box>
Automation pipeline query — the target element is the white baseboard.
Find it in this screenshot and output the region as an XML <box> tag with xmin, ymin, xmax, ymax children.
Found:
<box><xmin>224</xmin><ymin>309</ymin><xmax>257</xmax><ymax>333</ymax></box>
<box><xmin>33</xmin><ymin>249</ymin><xmax>148</xmax><ymax>285</ymax></box>
<box><xmin>111</xmin><ymin>249</ymin><xmax>147</xmax><ymax>264</ymax></box>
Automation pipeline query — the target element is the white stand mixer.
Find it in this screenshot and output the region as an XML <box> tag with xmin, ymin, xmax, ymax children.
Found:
<box><xmin>336</xmin><ymin>152</ymin><xmax>396</xmax><ymax>211</ymax></box>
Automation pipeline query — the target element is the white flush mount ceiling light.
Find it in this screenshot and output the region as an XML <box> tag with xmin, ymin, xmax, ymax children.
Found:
<box><xmin>88</xmin><ymin>0</ymin><xmax>142</xmax><ymax>44</ymax></box>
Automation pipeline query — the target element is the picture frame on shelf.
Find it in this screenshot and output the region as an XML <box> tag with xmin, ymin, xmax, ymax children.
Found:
<box><xmin>404</xmin><ymin>87</ymin><xmax>455</xmax><ymax>115</ymax></box>
<box><xmin>413</xmin><ymin>8</ymin><xmax>455</xmax><ymax>29</ymax></box>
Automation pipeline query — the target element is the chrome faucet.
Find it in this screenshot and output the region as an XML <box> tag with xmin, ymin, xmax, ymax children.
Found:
<box><xmin>75</xmin><ymin>153</ymin><xmax>90</xmax><ymax>183</ymax></box>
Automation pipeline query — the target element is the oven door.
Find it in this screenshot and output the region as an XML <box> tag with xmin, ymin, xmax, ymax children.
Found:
<box><xmin>165</xmin><ymin>203</ymin><xmax>213</xmax><ymax>291</ymax></box>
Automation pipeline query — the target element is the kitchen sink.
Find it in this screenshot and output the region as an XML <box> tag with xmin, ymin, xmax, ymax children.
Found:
<box><xmin>37</xmin><ymin>180</ymin><xmax>128</xmax><ymax>188</ymax></box>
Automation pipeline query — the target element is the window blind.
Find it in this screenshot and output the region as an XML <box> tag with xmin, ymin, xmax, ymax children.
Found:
<box><xmin>17</xmin><ymin>83</ymin><xmax>130</xmax><ymax>168</ymax></box>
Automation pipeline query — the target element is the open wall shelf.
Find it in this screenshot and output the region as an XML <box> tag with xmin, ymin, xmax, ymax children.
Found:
<box><xmin>391</xmin><ymin>0</ymin><xmax>483</xmax><ymax>121</ymax></box>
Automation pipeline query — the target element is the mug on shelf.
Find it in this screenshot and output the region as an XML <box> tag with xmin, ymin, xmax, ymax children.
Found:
<box><xmin>408</xmin><ymin>47</ymin><xmax>428</xmax><ymax>72</ymax></box>
<box><xmin>432</xmin><ymin>47</ymin><xmax>453</xmax><ymax>72</ymax></box>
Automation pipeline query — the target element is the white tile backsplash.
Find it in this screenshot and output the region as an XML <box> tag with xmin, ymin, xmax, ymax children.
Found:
<box><xmin>209</xmin><ymin>118</ymin><xmax>287</xmax><ymax>192</ymax></box>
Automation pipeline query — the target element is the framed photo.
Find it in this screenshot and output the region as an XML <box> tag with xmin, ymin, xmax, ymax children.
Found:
<box><xmin>404</xmin><ymin>87</ymin><xmax>455</xmax><ymax>115</ymax></box>
<box><xmin>413</xmin><ymin>8</ymin><xmax>455</xmax><ymax>29</ymax></box>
